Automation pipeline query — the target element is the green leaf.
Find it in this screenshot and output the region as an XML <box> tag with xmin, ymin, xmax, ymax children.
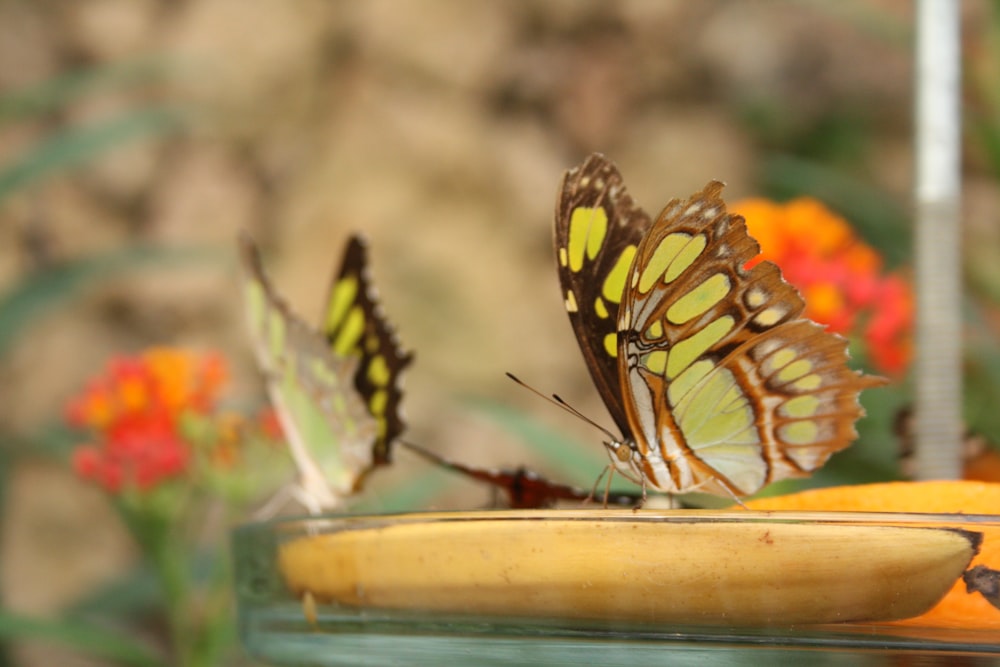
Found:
<box><xmin>65</xmin><ymin>563</ymin><xmax>160</xmax><ymax>618</ymax></box>
<box><xmin>0</xmin><ymin>245</ymin><xmax>219</xmax><ymax>357</ymax></box>
<box><xmin>0</xmin><ymin>612</ymin><xmax>167</xmax><ymax>667</ymax></box>
<box><xmin>0</xmin><ymin>58</ymin><xmax>172</xmax><ymax>124</ymax></box>
<box><xmin>0</xmin><ymin>107</ymin><xmax>182</xmax><ymax>201</ymax></box>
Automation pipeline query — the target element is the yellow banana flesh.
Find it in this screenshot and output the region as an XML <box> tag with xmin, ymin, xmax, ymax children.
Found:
<box><xmin>278</xmin><ymin>510</ymin><xmax>981</xmax><ymax>626</ymax></box>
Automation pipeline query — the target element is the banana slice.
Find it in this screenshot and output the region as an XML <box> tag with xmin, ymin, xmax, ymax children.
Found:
<box><xmin>278</xmin><ymin>510</ymin><xmax>981</xmax><ymax>626</ymax></box>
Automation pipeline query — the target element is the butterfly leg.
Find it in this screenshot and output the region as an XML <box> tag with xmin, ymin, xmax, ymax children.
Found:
<box><xmin>587</xmin><ymin>465</ymin><xmax>612</xmax><ymax>506</ymax></box>
<box><xmin>630</xmin><ymin>476</ymin><xmax>648</xmax><ymax>512</ymax></box>
<box><xmin>701</xmin><ymin>475</ymin><xmax>748</xmax><ymax>509</ymax></box>
<box><xmin>725</xmin><ymin>486</ymin><xmax>749</xmax><ymax>510</ymax></box>
<box><xmin>603</xmin><ymin>466</ymin><xmax>617</xmax><ymax>508</ymax></box>
<box><xmin>289</xmin><ymin>483</ymin><xmax>330</xmax><ymax>517</ymax></box>
<box><xmin>253</xmin><ymin>482</ymin><xmax>297</xmax><ymax>520</ymax></box>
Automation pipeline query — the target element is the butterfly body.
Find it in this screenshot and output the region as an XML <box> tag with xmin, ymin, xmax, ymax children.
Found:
<box><xmin>555</xmin><ymin>155</ymin><xmax>884</xmax><ymax>498</ymax></box>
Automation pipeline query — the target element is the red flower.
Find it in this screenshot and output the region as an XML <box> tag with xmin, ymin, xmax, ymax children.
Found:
<box><xmin>67</xmin><ymin>349</ymin><xmax>227</xmax><ymax>494</ymax></box>
<box><xmin>864</xmin><ymin>274</ymin><xmax>914</xmax><ymax>376</ymax></box>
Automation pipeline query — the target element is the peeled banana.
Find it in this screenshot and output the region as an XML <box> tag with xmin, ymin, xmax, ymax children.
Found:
<box><xmin>278</xmin><ymin>509</ymin><xmax>981</xmax><ymax>626</ymax></box>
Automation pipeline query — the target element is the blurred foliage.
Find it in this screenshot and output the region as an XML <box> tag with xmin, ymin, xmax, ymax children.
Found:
<box><xmin>0</xmin><ymin>612</ymin><xmax>166</xmax><ymax>667</ymax></box>
<box><xmin>0</xmin><ymin>58</ymin><xmax>172</xmax><ymax>123</ymax></box>
<box><xmin>967</xmin><ymin>0</ymin><xmax>1000</xmax><ymax>181</ymax></box>
<box><xmin>0</xmin><ymin>58</ymin><xmax>226</xmax><ymax>666</ymax></box>
<box><xmin>0</xmin><ymin>58</ymin><xmax>181</xmax><ymax>203</ymax></box>
<box><xmin>962</xmin><ymin>1</ymin><xmax>1000</xmax><ymax>445</ymax></box>
<box><xmin>0</xmin><ymin>245</ymin><xmax>219</xmax><ymax>358</ymax></box>
<box><xmin>0</xmin><ymin>108</ymin><xmax>182</xmax><ymax>202</ymax></box>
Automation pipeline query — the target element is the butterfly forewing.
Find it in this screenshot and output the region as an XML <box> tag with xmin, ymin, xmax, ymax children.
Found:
<box><xmin>554</xmin><ymin>154</ymin><xmax>652</xmax><ymax>436</ymax></box>
<box><xmin>239</xmin><ymin>234</ymin><xmax>378</xmax><ymax>511</ymax></box>
<box><xmin>617</xmin><ymin>181</ymin><xmax>885</xmax><ymax>496</ymax></box>
<box><xmin>322</xmin><ymin>235</ymin><xmax>414</xmax><ymax>465</ymax></box>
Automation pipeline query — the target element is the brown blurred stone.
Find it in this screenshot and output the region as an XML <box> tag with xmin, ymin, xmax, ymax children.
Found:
<box><xmin>2</xmin><ymin>462</ymin><xmax>136</xmax><ymax>667</ymax></box>
<box><xmin>164</xmin><ymin>0</ymin><xmax>337</xmax><ymax>136</ymax></box>
<box><xmin>64</xmin><ymin>0</ymin><xmax>162</xmax><ymax>62</ymax></box>
<box><xmin>0</xmin><ymin>4</ymin><xmax>60</xmax><ymax>90</ymax></box>
<box><xmin>146</xmin><ymin>143</ymin><xmax>261</xmax><ymax>244</ymax></box>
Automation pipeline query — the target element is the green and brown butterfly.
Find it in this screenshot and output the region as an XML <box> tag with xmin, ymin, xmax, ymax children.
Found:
<box><xmin>554</xmin><ymin>154</ymin><xmax>886</xmax><ymax>500</ymax></box>
<box><xmin>239</xmin><ymin>232</ymin><xmax>413</xmax><ymax>513</ymax></box>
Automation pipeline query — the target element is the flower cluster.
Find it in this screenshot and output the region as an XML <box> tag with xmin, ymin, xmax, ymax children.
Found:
<box><xmin>63</xmin><ymin>347</ymin><xmax>290</xmax><ymax>666</ymax></box>
<box><xmin>734</xmin><ymin>197</ymin><xmax>913</xmax><ymax>375</ymax></box>
<box><xmin>66</xmin><ymin>348</ymin><xmax>227</xmax><ymax>493</ymax></box>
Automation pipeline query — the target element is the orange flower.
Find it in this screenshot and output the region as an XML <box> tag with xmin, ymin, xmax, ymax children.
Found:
<box><xmin>733</xmin><ymin>196</ymin><xmax>913</xmax><ymax>375</ymax></box>
<box><xmin>67</xmin><ymin>349</ymin><xmax>228</xmax><ymax>494</ymax></box>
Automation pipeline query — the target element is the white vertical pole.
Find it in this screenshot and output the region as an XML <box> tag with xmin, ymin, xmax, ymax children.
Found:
<box><xmin>914</xmin><ymin>0</ymin><xmax>962</xmax><ymax>480</ymax></box>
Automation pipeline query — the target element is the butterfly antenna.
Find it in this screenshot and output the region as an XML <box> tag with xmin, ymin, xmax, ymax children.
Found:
<box><xmin>505</xmin><ymin>373</ymin><xmax>619</xmax><ymax>442</ymax></box>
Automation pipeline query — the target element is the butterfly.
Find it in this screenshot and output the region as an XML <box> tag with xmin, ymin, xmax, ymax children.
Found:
<box><xmin>400</xmin><ymin>440</ymin><xmax>640</xmax><ymax>509</ymax></box>
<box><xmin>239</xmin><ymin>232</ymin><xmax>412</xmax><ymax>513</ymax></box>
<box><xmin>554</xmin><ymin>153</ymin><xmax>885</xmax><ymax>499</ymax></box>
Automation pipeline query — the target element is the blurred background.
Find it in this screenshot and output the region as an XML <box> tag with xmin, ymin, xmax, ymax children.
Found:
<box><xmin>2</xmin><ymin>1</ymin><xmax>1000</xmax><ymax>664</ymax></box>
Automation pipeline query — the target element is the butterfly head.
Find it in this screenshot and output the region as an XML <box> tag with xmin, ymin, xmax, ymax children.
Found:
<box><xmin>603</xmin><ymin>437</ymin><xmax>646</xmax><ymax>487</ymax></box>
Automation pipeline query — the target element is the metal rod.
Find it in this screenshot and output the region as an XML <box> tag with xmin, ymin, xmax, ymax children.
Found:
<box><xmin>914</xmin><ymin>0</ymin><xmax>962</xmax><ymax>479</ymax></box>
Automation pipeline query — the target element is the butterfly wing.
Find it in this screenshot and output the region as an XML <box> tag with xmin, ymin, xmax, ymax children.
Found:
<box><xmin>239</xmin><ymin>233</ymin><xmax>377</xmax><ymax>511</ymax></box>
<box><xmin>554</xmin><ymin>154</ymin><xmax>652</xmax><ymax>436</ymax></box>
<box><xmin>617</xmin><ymin>182</ymin><xmax>885</xmax><ymax>496</ymax></box>
<box><xmin>322</xmin><ymin>235</ymin><xmax>414</xmax><ymax>466</ymax></box>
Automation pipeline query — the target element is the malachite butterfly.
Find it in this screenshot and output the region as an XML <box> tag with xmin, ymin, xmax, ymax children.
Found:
<box><xmin>554</xmin><ymin>154</ymin><xmax>885</xmax><ymax>499</ymax></box>
<box><xmin>239</xmin><ymin>232</ymin><xmax>412</xmax><ymax>513</ymax></box>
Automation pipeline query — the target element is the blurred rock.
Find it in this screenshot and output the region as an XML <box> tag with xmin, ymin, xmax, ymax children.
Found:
<box><xmin>0</xmin><ymin>3</ymin><xmax>60</xmax><ymax>89</ymax></box>
<box><xmin>164</xmin><ymin>0</ymin><xmax>337</xmax><ymax>137</ymax></box>
<box><xmin>2</xmin><ymin>462</ymin><xmax>135</xmax><ymax>667</ymax></box>
<box><xmin>64</xmin><ymin>0</ymin><xmax>162</xmax><ymax>62</ymax></box>
<box><xmin>146</xmin><ymin>142</ymin><xmax>261</xmax><ymax>244</ymax></box>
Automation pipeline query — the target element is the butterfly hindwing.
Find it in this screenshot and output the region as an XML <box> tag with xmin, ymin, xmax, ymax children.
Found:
<box><xmin>239</xmin><ymin>233</ymin><xmax>377</xmax><ymax>511</ymax></box>
<box><xmin>554</xmin><ymin>154</ymin><xmax>651</xmax><ymax>436</ymax></box>
<box><xmin>322</xmin><ymin>236</ymin><xmax>414</xmax><ymax>465</ymax></box>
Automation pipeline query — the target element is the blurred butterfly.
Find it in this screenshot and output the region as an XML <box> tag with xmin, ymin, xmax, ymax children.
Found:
<box><xmin>239</xmin><ymin>232</ymin><xmax>412</xmax><ymax>513</ymax></box>
<box><xmin>400</xmin><ymin>440</ymin><xmax>640</xmax><ymax>509</ymax></box>
<box><xmin>554</xmin><ymin>154</ymin><xmax>885</xmax><ymax>501</ymax></box>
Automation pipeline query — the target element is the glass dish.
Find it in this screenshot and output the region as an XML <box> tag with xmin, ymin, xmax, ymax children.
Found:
<box><xmin>232</xmin><ymin>510</ymin><xmax>1000</xmax><ymax>666</ymax></box>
